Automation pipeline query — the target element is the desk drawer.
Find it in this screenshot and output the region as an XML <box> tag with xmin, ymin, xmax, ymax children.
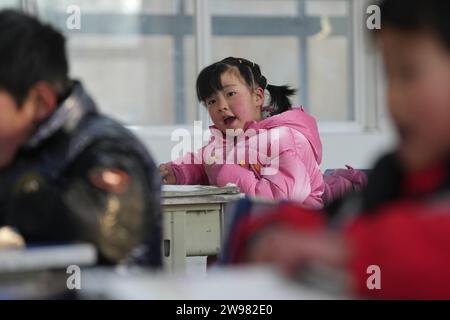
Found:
<box><xmin>185</xmin><ymin>209</ymin><xmax>222</xmax><ymax>256</ymax></box>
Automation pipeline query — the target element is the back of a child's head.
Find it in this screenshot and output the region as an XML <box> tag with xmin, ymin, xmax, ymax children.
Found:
<box><xmin>196</xmin><ymin>57</ymin><xmax>296</xmax><ymax>117</ymax></box>
<box><xmin>379</xmin><ymin>0</ymin><xmax>450</xmax><ymax>51</ymax></box>
<box><xmin>0</xmin><ymin>9</ymin><xmax>70</xmax><ymax>107</ymax></box>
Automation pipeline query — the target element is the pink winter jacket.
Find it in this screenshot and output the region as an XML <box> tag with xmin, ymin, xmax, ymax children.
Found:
<box><xmin>168</xmin><ymin>108</ymin><xmax>325</xmax><ymax>209</ymax></box>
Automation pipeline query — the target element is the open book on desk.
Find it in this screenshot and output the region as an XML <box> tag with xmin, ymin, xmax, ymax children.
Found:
<box><xmin>161</xmin><ymin>184</ymin><xmax>240</xmax><ymax>198</ymax></box>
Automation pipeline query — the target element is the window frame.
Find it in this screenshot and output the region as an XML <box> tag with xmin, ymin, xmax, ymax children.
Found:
<box><xmin>20</xmin><ymin>0</ymin><xmax>384</xmax><ymax>135</ymax></box>
<box><xmin>196</xmin><ymin>0</ymin><xmax>385</xmax><ymax>134</ymax></box>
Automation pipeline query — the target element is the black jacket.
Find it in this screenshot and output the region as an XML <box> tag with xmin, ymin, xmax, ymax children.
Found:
<box><xmin>0</xmin><ymin>82</ymin><xmax>162</xmax><ymax>267</ymax></box>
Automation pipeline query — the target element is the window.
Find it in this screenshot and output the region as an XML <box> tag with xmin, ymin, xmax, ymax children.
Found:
<box><xmin>12</xmin><ymin>0</ymin><xmax>388</xmax><ymax>169</ymax></box>
<box><xmin>37</xmin><ymin>0</ymin><xmax>195</xmax><ymax>126</ymax></box>
<box><xmin>25</xmin><ymin>0</ymin><xmax>379</xmax><ymax>131</ymax></box>
<box><xmin>205</xmin><ymin>0</ymin><xmax>353</xmax><ymax>122</ymax></box>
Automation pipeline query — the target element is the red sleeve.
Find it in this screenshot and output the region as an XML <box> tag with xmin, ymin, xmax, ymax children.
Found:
<box><xmin>344</xmin><ymin>201</ymin><xmax>450</xmax><ymax>299</ymax></box>
<box><xmin>229</xmin><ymin>203</ymin><xmax>326</xmax><ymax>263</ymax></box>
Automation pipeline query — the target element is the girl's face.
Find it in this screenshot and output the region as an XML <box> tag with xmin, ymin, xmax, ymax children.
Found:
<box><xmin>205</xmin><ymin>70</ymin><xmax>264</xmax><ymax>133</ymax></box>
<box><xmin>381</xmin><ymin>28</ymin><xmax>450</xmax><ymax>171</ymax></box>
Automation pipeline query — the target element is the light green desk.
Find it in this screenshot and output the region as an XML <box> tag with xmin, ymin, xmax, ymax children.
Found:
<box><xmin>161</xmin><ymin>185</ymin><xmax>241</xmax><ymax>273</ymax></box>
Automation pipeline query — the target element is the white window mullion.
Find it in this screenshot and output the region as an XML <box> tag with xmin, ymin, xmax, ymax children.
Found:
<box><xmin>194</xmin><ymin>0</ymin><xmax>212</xmax><ymax>129</ymax></box>
<box><xmin>351</xmin><ymin>0</ymin><xmax>382</xmax><ymax>132</ymax></box>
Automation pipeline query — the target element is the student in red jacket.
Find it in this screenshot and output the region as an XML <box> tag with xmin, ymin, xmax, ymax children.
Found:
<box><xmin>225</xmin><ymin>0</ymin><xmax>450</xmax><ymax>299</ymax></box>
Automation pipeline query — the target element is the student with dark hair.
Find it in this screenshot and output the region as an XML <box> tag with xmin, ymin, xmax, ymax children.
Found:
<box><xmin>0</xmin><ymin>10</ymin><xmax>162</xmax><ymax>267</ymax></box>
<box><xmin>160</xmin><ymin>57</ymin><xmax>325</xmax><ymax>208</ymax></box>
<box><xmin>222</xmin><ymin>0</ymin><xmax>450</xmax><ymax>299</ymax></box>
<box><xmin>197</xmin><ymin>57</ymin><xmax>297</xmax><ymax>118</ymax></box>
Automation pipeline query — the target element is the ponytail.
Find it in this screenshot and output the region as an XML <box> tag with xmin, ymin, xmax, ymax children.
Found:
<box><xmin>252</xmin><ymin>65</ymin><xmax>297</xmax><ymax>117</ymax></box>
<box><xmin>265</xmin><ymin>84</ymin><xmax>296</xmax><ymax>116</ymax></box>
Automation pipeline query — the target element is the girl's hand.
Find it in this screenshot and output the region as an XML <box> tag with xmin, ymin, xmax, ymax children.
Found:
<box><xmin>159</xmin><ymin>164</ymin><xmax>176</xmax><ymax>185</ymax></box>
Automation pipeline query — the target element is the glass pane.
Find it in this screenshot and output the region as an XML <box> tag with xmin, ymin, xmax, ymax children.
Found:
<box><xmin>36</xmin><ymin>0</ymin><xmax>193</xmax><ymax>126</ymax></box>
<box><xmin>308</xmin><ymin>36</ymin><xmax>349</xmax><ymax>121</ymax></box>
<box><xmin>210</xmin><ymin>0</ymin><xmax>354</xmax><ymax>122</ymax></box>
<box><xmin>306</xmin><ymin>0</ymin><xmax>348</xmax><ymax>17</ymax></box>
<box><xmin>212</xmin><ymin>36</ymin><xmax>300</xmax><ymax>103</ymax></box>
<box><xmin>0</xmin><ymin>0</ymin><xmax>19</xmax><ymax>9</ymax></box>
<box><xmin>186</xmin><ymin>0</ymin><xmax>299</xmax><ymax>17</ymax></box>
<box><xmin>38</xmin><ymin>0</ymin><xmax>180</xmax><ymax>15</ymax></box>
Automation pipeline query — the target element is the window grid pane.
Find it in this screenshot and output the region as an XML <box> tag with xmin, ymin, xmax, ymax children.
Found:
<box><xmin>34</xmin><ymin>0</ymin><xmax>354</xmax><ymax>125</ymax></box>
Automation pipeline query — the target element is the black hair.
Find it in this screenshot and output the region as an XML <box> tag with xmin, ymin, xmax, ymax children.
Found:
<box><xmin>196</xmin><ymin>56</ymin><xmax>296</xmax><ymax>116</ymax></box>
<box><xmin>0</xmin><ymin>9</ymin><xmax>70</xmax><ymax>107</ymax></box>
<box><xmin>378</xmin><ymin>0</ymin><xmax>450</xmax><ymax>52</ymax></box>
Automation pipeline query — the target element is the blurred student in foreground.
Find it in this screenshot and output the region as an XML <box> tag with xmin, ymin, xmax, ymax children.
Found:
<box><xmin>0</xmin><ymin>10</ymin><xmax>162</xmax><ymax>267</ymax></box>
<box><xmin>224</xmin><ymin>0</ymin><xmax>450</xmax><ymax>299</ymax></box>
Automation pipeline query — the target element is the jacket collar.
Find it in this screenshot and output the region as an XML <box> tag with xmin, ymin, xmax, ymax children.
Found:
<box><xmin>25</xmin><ymin>81</ymin><xmax>97</xmax><ymax>149</ymax></box>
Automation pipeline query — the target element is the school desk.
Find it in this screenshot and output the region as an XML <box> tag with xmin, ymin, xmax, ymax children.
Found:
<box><xmin>161</xmin><ymin>185</ymin><xmax>241</xmax><ymax>273</ymax></box>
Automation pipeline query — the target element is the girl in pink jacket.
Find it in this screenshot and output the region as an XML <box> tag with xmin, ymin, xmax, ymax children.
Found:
<box><xmin>160</xmin><ymin>57</ymin><xmax>324</xmax><ymax>209</ymax></box>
